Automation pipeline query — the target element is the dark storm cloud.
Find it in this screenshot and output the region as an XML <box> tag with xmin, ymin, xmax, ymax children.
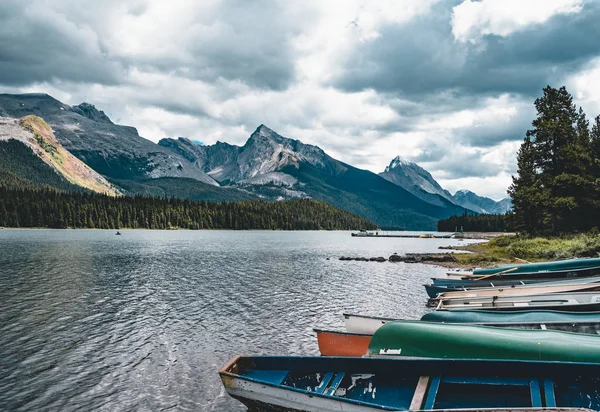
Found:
<box><xmin>183</xmin><ymin>0</ymin><xmax>298</xmax><ymax>90</ymax></box>
<box><xmin>456</xmin><ymin>105</ymin><xmax>535</xmax><ymax>147</ymax></box>
<box><xmin>0</xmin><ymin>2</ymin><xmax>124</xmax><ymax>86</ymax></box>
<box><xmin>0</xmin><ymin>0</ymin><xmax>298</xmax><ymax>90</ymax></box>
<box><xmin>333</xmin><ymin>1</ymin><xmax>600</xmax><ymax>100</ymax></box>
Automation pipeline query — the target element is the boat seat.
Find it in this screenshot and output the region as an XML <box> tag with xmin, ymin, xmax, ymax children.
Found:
<box><xmin>314</xmin><ymin>372</ymin><xmax>334</xmax><ymax>394</ymax></box>
<box><xmin>325</xmin><ymin>372</ymin><xmax>346</xmax><ymax>396</ymax></box>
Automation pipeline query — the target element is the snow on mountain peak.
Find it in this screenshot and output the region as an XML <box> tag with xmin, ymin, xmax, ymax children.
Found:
<box><xmin>385</xmin><ymin>155</ymin><xmax>414</xmax><ymax>172</ymax></box>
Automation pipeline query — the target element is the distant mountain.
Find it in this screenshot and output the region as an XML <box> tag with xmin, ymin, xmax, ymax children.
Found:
<box><xmin>160</xmin><ymin>125</ymin><xmax>468</xmax><ymax>229</ymax></box>
<box><xmin>379</xmin><ymin>156</ymin><xmax>455</xmax><ymax>207</ymax></box>
<box><xmin>380</xmin><ymin>156</ymin><xmax>512</xmax><ymax>215</ymax></box>
<box><xmin>0</xmin><ymin>115</ymin><xmax>118</xmax><ymax>194</ymax></box>
<box><xmin>452</xmin><ymin>190</ymin><xmax>513</xmax><ymax>214</ymax></box>
<box><xmin>0</xmin><ymin>93</ymin><xmax>217</xmax><ymax>185</ymax></box>
<box><xmin>0</xmin><ymin>93</ymin><xmax>510</xmax><ymax>228</ymax></box>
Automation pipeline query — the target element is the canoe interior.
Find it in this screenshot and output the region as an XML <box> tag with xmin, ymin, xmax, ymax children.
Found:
<box><xmin>221</xmin><ymin>356</ymin><xmax>600</xmax><ymax>411</ymax></box>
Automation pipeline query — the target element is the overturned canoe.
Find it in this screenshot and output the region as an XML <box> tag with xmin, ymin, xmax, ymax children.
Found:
<box><xmin>471</xmin><ymin>257</ymin><xmax>600</xmax><ymax>277</ymax></box>
<box><xmin>220</xmin><ymin>355</ymin><xmax>600</xmax><ymax>412</ymax></box>
<box><xmin>344</xmin><ymin>312</ymin><xmax>600</xmax><ymax>336</ymax></box>
<box><xmin>421</xmin><ymin>309</ymin><xmax>600</xmax><ymax>324</ymax></box>
<box><xmin>314</xmin><ymin>329</ymin><xmax>372</xmax><ymax>357</ymax></box>
<box><xmin>368</xmin><ymin>320</ymin><xmax>600</xmax><ymax>363</ymax></box>
<box><xmin>344</xmin><ymin>312</ymin><xmax>396</xmax><ymax>335</ymax></box>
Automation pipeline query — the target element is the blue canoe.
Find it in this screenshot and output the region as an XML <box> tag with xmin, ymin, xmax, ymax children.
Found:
<box><xmin>426</xmin><ymin>279</ymin><xmax>554</xmax><ymax>298</ymax></box>
<box><xmin>220</xmin><ymin>355</ymin><xmax>600</xmax><ymax>412</ymax></box>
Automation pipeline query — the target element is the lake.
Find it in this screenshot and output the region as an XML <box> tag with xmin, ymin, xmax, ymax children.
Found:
<box><xmin>0</xmin><ymin>230</ymin><xmax>478</xmax><ymax>411</ymax></box>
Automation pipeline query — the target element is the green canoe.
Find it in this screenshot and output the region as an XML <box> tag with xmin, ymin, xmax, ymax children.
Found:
<box><xmin>421</xmin><ymin>309</ymin><xmax>600</xmax><ymax>324</ymax></box>
<box><xmin>473</xmin><ymin>257</ymin><xmax>600</xmax><ymax>275</ymax></box>
<box><xmin>367</xmin><ymin>320</ymin><xmax>600</xmax><ymax>363</ymax></box>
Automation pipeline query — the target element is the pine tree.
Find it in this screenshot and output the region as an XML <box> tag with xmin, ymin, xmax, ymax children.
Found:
<box><xmin>510</xmin><ymin>86</ymin><xmax>592</xmax><ymax>233</ymax></box>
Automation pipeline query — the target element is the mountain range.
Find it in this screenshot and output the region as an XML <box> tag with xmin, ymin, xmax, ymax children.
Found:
<box><xmin>0</xmin><ymin>93</ymin><xmax>511</xmax><ymax>229</ymax></box>
<box><xmin>379</xmin><ymin>156</ymin><xmax>512</xmax><ymax>215</ymax></box>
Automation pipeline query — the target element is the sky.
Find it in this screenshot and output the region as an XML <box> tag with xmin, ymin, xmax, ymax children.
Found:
<box><xmin>2</xmin><ymin>0</ymin><xmax>600</xmax><ymax>200</ymax></box>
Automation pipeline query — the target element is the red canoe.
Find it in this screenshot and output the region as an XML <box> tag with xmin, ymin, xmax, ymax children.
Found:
<box><xmin>313</xmin><ymin>328</ymin><xmax>372</xmax><ymax>357</ymax></box>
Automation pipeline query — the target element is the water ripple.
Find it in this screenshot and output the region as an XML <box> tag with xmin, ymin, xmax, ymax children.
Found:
<box><xmin>0</xmin><ymin>230</ymin><xmax>476</xmax><ymax>411</ymax></box>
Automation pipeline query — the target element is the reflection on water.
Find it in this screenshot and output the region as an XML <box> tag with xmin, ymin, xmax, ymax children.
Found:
<box><xmin>0</xmin><ymin>230</ymin><xmax>475</xmax><ymax>411</ymax></box>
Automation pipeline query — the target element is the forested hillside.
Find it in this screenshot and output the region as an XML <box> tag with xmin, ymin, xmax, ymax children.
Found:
<box><xmin>0</xmin><ymin>188</ymin><xmax>377</xmax><ymax>230</ymax></box>
<box><xmin>0</xmin><ymin>139</ymin><xmax>80</xmax><ymax>191</ymax></box>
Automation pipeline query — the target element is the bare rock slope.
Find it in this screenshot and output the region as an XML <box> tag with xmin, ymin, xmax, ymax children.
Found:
<box><xmin>0</xmin><ymin>115</ymin><xmax>119</xmax><ymax>195</ymax></box>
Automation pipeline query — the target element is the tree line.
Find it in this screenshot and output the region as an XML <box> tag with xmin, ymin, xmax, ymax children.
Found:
<box><xmin>509</xmin><ymin>86</ymin><xmax>600</xmax><ymax>234</ymax></box>
<box><xmin>0</xmin><ymin>187</ymin><xmax>377</xmax><ymax>230</ymax></box>
<box><xmin>437</xmin><ymin>211</ymin><xmax>515</xmax><ymax>232</ymax></box>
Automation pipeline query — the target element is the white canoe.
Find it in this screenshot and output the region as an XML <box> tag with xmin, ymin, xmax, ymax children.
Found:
<box><xmin>343</xmin><ymin>313</ymin><xmax>395</xmax><ymax>335</ymax></box>
<box><xmin>437</xmin><ymin>278</ymin><xmax>600</xmax><ymax>301</ymax></box>
<box><xmin>439</xmin><ymin>291</ymin><xmax>600</xmax><ymax>310</ymax></box>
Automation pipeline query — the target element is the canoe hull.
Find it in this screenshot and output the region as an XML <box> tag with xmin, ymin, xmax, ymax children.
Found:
<box><xmin>422</xmin><ymin>309</ymin><xmax>600</xmax><ymax>324</ymax></box>
<box><xmin>224</xmin><ymin>375</ymin><xmax>375</xmax><ymax>412</ymax></box>
<box><xmin>472</xmin><ymin>258</ymin><xmax>600</xmax><ymax>276</ymax></box>
<box><xmin>345</xmin><ymin>312</ymin><xmax>600</xmax><ymax>336</ymax></box>
<box><xmin>368</xmin><ymin>321</ymin><xmax>600</xmax><ymax>363</ymax></box>
<box><xmin>220</xmin><ymin>355</ymin><xmax>600</xmax><ymax>412</ymax></box>
<box><xmin>437</xmin><ymin>282</ymin><xmax>600</xmax><ymax>301</ymax></box>
<box><xmin>314</xmin><ymin>329</ymin><xmax>372</xmax><ymax>357</ymax></box>
<box><xmin>343</xmin><ymin>313</ymin><xmax>394</xmax><ymax>335</ymax></box>
<box><xmin>439</xmin><ymin>291</ymin><xmax>600</xmax><ymax>310</ymax></box>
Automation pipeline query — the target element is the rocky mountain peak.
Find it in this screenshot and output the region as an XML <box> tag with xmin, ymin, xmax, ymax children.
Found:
<box><xmin>70</xmin><ymin>103</ymin><xmax>113</xmax><ymax>124</ymax></box>
<box><xmin>385</xmin><ymin>155</ymin><xmax>414</xmax><ymax>172</ymax></box>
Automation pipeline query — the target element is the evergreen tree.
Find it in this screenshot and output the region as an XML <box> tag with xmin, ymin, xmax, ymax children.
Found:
<box><xmin>509</xmin><ymin>86</ymin><xmax>594</xmax><ymax>234</ymax></box>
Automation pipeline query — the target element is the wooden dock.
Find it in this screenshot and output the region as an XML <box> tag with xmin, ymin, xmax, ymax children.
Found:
<box><xmin>351</xmin><ymin>231</ymin><xmax>454</xmax><ymax>239</ymax></box>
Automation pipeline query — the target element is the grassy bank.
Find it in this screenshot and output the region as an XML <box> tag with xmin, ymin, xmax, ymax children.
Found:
<box><xmin>450</xmin><ymin>233</ymin><xmax>600</xmax><ymax>267</ymax></box>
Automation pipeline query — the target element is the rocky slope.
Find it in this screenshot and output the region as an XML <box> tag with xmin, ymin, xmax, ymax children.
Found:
<box><xmin>0</xmin><ymin>94</ymin><xmax>217</xmax><ymax>185</ymax></box>
<box><xmin>160</xmin><ymin>125</ymin><xmax>468</xmax><ymax>229</ymax></box>
<box><xmin>379</xmin><ymin>156</ymin><xmax>455</xmax><ymax>207</ymax></box>
<box><xmin>452</xmin><ymin>190</ymin><xmax>512</xmax><ymax>214</ymax></box>
<box><xmin>380</xmin><ymin>156</ymin><xmax>512</xmax><ymax>215</ymax></box>
<box><xmin>0</xmin><ymin>115</ymin><xmax>118</xmax><ymax>194</ymax></box>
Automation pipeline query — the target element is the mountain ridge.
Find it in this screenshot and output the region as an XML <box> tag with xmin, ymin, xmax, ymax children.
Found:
<box><xmin>380</xmin><ymin>155</ymin><xmax>512</xmax><ymax>214</ymax></box>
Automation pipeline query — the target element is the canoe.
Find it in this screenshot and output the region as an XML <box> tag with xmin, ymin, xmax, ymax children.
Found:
<box><xmin>431</xmin><ymin>277</ymin><xmax>554</xmax><ymax>287</ymax></box>
<box><xmin>426</xmin><ymin>278</ymin><xmax>559</xmax><ymax>298</ymax></box>
<box><xmin>438</xmin><ymin>291</ymin><xmax>600</xmax><ymax>310</ymax></box>
<box><xmin>344</xmin><ymin>312</ymin><xmax>600</xmax><ymax>336</ymax></box>
<box><xmin>367</xmin><ymin>320</ymin><xmax>600</xmax><ymax>363</ymax></box>
<box><xmin>220</xmin><ymin>355</ymin><xmax>600</xmax><ymax>411</ymax></box>
<box><xmin>344</xmin><ymin>312</ymin><xmax>396</xmax><ymax>335</ymax></box>
<box><xmin>435</xmin><ymin>278</ymin><xmax>600</xmax><ymax>301</ymax></box>
<box><xmin>313</xmin><ymin>329</ymin><xmax>371</xmax><ymax>357</ymax></box>
<box><xmin>471</xmin><ymin>257</ymin><xmax>600</xmax><ymax>277</ymax></box>
<box><xmin>421</xmin><ymin>309</ymin><xmax>600</xmax><ymax>324</ymax></box>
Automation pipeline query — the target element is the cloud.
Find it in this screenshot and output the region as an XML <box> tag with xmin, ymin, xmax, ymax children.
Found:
<box><xmin>332</xmin><ymin>0</ymin><xmax>600</xmax><ymax>99</ymax></box>
<box><xmin>0</xmin><ymin>0</ymin><xmax>124</xmax><ymax>86</ymax></box>
<box><xmin>451</xmin><ymin>0</ymin><xmax>583</xmax><ymax>43</ymax></box>
<box><xmin>1</xmin><ymin>0</ymin><xmax>600</xmax><ymax>200</ymax></box>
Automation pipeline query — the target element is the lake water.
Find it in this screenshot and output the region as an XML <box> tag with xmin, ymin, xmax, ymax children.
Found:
<box><xmin>0</xmin><ymin>230</ymin><xmax>479</xmax><ymax>411</ymax></box>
